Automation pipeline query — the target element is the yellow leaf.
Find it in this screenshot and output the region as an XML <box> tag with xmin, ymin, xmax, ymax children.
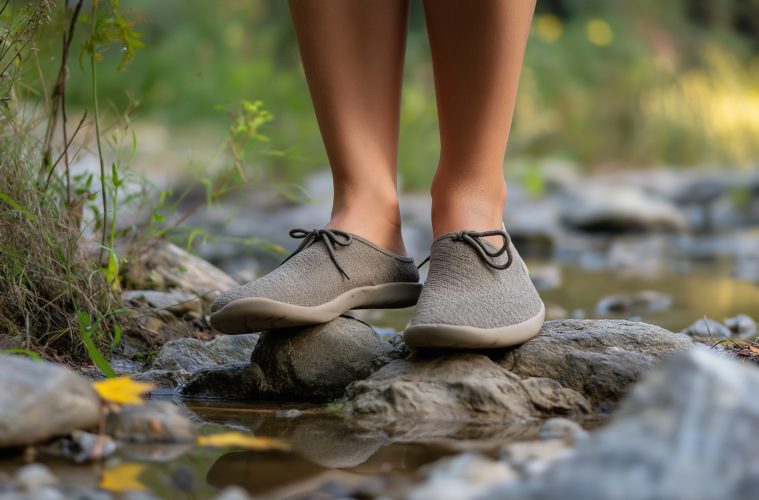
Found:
<box><xmin>92</xmin><ymin>376</ymin><xmax>155</xmax><ymax>405</ymax></box>
<box><xmin>196</xmin><ymin>432</ymin><xmax>290</xmax><ymax>451</ymax></box>
<box><xmin>99</xmin><ymin>463</ymin><xmax>146</xmax><ymax>492</ymax></box>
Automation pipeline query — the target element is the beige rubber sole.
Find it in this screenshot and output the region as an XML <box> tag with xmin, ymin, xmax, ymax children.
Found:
<box><xmin>403</xmin><ymin>302</ymin><xmax>546</xmax><ymax>349</ymax></box>
<box><xmin>210</xmin><ymin>282</ymin><xmax>422</xmax><ymax>334</ymax></box>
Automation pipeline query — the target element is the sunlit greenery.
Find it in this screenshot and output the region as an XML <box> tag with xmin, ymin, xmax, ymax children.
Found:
<box><xmin>27</xmin><ymin>0</ymin><xmax>759</xmax><ymax>189</ymax></box>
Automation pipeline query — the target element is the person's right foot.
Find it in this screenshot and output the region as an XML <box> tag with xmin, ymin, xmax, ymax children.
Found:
<box><xmin>210</xmin><ymin>228</ymin><xmax>422</xmax><ymax>334</ymax></box>
<box><xmin>404</xmin><ymin>228</ymin><xmax>545</xmax><ymax>349</ymax></box>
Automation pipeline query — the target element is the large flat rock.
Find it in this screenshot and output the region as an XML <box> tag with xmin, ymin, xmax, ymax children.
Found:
<box><xmin>497</xmin><ymin>319</ymin><xmax>692</xmax><ymax>409</ymax></box>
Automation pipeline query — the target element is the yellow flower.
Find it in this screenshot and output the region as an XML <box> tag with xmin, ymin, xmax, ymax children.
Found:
<box><xmin>92</xmin><ymin>376</ymin><xmax>155</xmax><ymax>405</ymax></box>
<box><xmin>536</xmin><ymin>14</ymin><xmax>563</xmax><ymax>44</ymax></box>
<box><xmin>587</xmin><ymin>19</ymin><xmax>614</xmax><ymax>46</ymax></box>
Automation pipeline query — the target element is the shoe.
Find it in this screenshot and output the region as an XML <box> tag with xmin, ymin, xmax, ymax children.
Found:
<box><xmin>210</xmin><ymin>228</ymin><xmax>422</xmax><ymax>334</ymax></box>
<box><xmin>403</xmin><ymin>228</ymin><xmax>545</xmax><ymax>349</ymax></box>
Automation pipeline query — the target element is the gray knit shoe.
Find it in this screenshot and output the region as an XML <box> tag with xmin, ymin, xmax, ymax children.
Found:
<box><xmin>210</xmin><ymin>228</ymin><xmax>422</xmax><ymax>334</ymax></box>
<box><xmin>404</xmin><ymin>228</ymin><xmax>545</xmax><ymax>349</ymax></box>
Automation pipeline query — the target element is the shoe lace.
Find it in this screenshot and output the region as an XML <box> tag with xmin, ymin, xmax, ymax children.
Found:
<box><xmin>281</xmin><ymin>228</ymin><xmax>354</xmax><ymax>279</ymax></box>
<box><xmin>417</xmin><ymin>229</ymin><xmax>513</xmax><ymax>270</ymax></box>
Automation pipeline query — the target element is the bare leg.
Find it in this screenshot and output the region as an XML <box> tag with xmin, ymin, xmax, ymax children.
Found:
<box><xmin>288</xmin><ymin>0</ymin><xmax>410</xmax><ymax>255</ymax></box>
<box><xmin>423</xmin><ymin>0</ymin><xmax>536</xmax><ymax>239</ymax></box>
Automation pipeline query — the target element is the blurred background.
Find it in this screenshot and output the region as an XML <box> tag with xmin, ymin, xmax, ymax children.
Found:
<box><xmin>30</xmin><ymin>0</ymin><xmax>759</xmax><ymax>332</ymax></box>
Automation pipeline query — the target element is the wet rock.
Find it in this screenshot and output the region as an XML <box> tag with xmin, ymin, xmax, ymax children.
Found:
<box><xmin>180</xmin><ymin>362</ymin><xmax>265</xmax><ymax>399</ymax></box>
<box><xmin>485</xmin><ymin>348</ymin><xmax>759</xmax><ymax>500</ymax></box>
<box><xmin>538</xmin><ymin>418</ymin><xmax>589</xmax><ymax>444</ymax></box>
<box><xmin>44</xmin><ymin>431</ymin><xmax>119</xmax><ymax>463</ymax></box>
<box><xmin>0</xmin><ymin>355</ymin><xmax>100</xmax><ymax>448</ymax></box>
<box><xmin>249</xmin><ymin>316</ymin><xmax>398</xmax><ymax>400</ymax></box>
<box><xmin>680</xmin><ymin>317</ymin><xmax>732</xmax><ymax>339</ymax></box>
<box><xmin>500</xmin><ymin>438</ymin><xmax>573</xmax><ymax>476</ymax></box>
<box><xmin>106</xmin><ymin>401</ymin><xmax>197</xmax><ymax>443</ymax></box>
<box><xmin>122</xmin><ymin>290</ymin><xmax>202</xmax><ymax>317</ymax></box>
<box><xmin>129</xmin><ymin>242</ymin><xmax>239</xmax><ymax>304</ymax></box>
<box><xmin>560</xmin><ymin>183</ymin><xmax>689</xmax><ymax>233</ymax></box>
<box><xmin>345</xmin><ymin>354</ymin><xmax>590</xmax><ymax>436</ymax></box>
<box><xmin>141</xmin><ymin>334</ymin><xmax>260</xmax><ymax>387</ymax></box>
<box><xmin>595</xmin><ymin>290</ymin><xmax>672</xmax><ymax>316</ymax></box>
<box><xmin>409</xmin><ymin>453</ymin><xmax>518</xmax><ymax>500</ymax></box>
<box><xmin>183</xmin><ymin>318</ymin><xmax>398</xmax><ymax>401</ymax></box>
<box><xmin>497</xmin><ymin>320</ymin><xmax>692</xmax><ymax>410</ymax></box>
<box><xmin>14</xmin><ymin>464</ymin><xmax>58</xmax><ymax>492</ymax></box>
<box><xmin>724</xmin><ymin>314</ymin><xmax>757</xmax><ymax>339</ymax></box>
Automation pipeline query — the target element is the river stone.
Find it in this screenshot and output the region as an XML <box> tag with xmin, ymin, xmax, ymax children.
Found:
<box><xmin>680</xmin><ymin>317</ymin><xmax>732</xmax><ymax>339</ymax></box>
<box><xmin>560</xmin><ymin>183</ymin><xmax>689</xmax><ymax>233</ymax></box>
<box><xmin>484</xmin><ymin>348</ymin><xmax>759</xmax><ymax>500</ymax></box>
<box><xmin>122</xmin><ymin>290</ymin><xmax>202</xmax><ymax>317</ymax></box>
<box><xmin>132</xmin><ymin>242</ymin><xmax>239</xmax><ymax>303</ymax></box>
<box><xmin>497</xmin><ymin>320</ymin><xmax>692</xmax><ymax>410</ymax></box>
<box><xmin>249</xmin><ymin>316</ymin><xmax>398</xmax><ymax>400</ymax></box>
<box><xmin>0</xmin><ymin>355</ymin><xmax>100</xmax><ymax>448</ymax></box>
<box><xmin>345</xmin><ymin>354</ymin><xmax>590</xmax><ymax>438</ymax></box>
<box><xmin>182</xmin><ymin>317</ymin><xmax>398</xmax><ymax>401</ymax></box>
<box><xmin>137</xmin><ymin>334</ymin><xmax>259</xmax><ymax>387</ymax></box>
<box><xmin>180</xmin><ymin>362</ymin><xmax>265</xmax><ymax>399</ymax></box>
<box><xmin>105</xmin><ymin>401</ymin><xmax>197</xmax><ymax>443</ymax></box>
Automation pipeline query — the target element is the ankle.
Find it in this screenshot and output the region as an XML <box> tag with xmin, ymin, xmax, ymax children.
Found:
<box><xmin>430</xmin><ymin>180</ymin><xmax>507</xmax><ymax>239</ymax></box>
<box><xmin>328</xmin><ymin>192</ymin><xmax>406</xmax><ymax>256</ymax></box>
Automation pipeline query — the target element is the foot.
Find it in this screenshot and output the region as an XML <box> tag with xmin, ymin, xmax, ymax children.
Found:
<box><xmin>404</xmin><ymin>227</ymin><xmax>545</xmax><ymax>349</ymax></box>
<box><xmin>210</xmin><ymin>228</ymin><xmax>422</xmax><ymax>334</ymax></box>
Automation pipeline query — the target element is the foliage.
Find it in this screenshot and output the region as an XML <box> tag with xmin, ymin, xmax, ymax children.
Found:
<box><xmin>196</xmin><ymin>431</ymin><xmax>291</xmax><ymax>451</ymax></box>
<box><xmin>92</xmin><ymin>376</ymin><xmax>155</xmax><ymax>405</ymax></box>
<box><xmin>30</xmin><ymin>0</ymin><xmax>759</xmax><ymax>190</ymax></box>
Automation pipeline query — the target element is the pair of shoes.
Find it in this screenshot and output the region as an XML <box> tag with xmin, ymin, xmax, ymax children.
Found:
<box><xmin>209</xmin><ymin>227</ymin><xmax>545</xmax><ymax>349</ymax></box>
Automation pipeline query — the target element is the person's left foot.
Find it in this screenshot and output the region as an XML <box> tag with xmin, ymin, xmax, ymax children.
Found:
<box><xmin>403</xmin><ymin>227</ymin><xmax>545</xmax><ymax>349</ymax></box>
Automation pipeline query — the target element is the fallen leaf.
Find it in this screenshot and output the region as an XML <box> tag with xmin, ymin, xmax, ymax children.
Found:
<box><xmin>92</xmin><ymin>376</ymin><xmax>155</xmax><ymax>405</ymax></box>
<box><xmin>196</xmin><ymin>432</ymin><xmax>290</xmax><ymax>451</ymax></box>
<box><xmin>99</xmin><ymin>463</ymin><xmax>146</xmax><ymax>492</ymax></box>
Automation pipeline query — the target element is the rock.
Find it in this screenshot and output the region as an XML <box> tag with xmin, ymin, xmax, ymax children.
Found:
<box><xmin>14</xmin><ymin>464</ymin><xmax>58</xmax><ymax>492</ymax></box>
<box><xmin>105</xmin><ymin>401</ymin><xmax>197</xmax><ymax>443</ymax></box>
<box><xmin>122</xmin><ymin>290</ymin><xmax>202</xmax><ymax>317</ymax></box>
<box><xmin>130</xmin><ymin>242</ymin><xmax>239</xmax><ymax>303</ymax></box>
<box><xmin>537</xmin><ymin>418</ymin><xmax>589</xmax><ymax>444</ymax></box>
<box><xmin>680</xmin><ymin>317</ymin><xmax>732</xmax><ymax>339</ymax></box>
<box><xmin>497</xmin><ymin>320</ymin><xmax>692</xmax><ymax>410</ymax></box>
<box><xmin>345</xmin><ymin>354</ymin><xmax>590</xmax><ymax>439</ymax></box>
<box><xmin>214</xmin><ymin>486</ymin><xmax>252</xmax><ymax>500</ymax></box>
<box><xmin>595</xmin><ymin>291</ymin><xmax>672</xmax><ymax>316</ymax></box>
<box><xmin>142</xmin><ymin>334</ymin><xmax>260</xmax><ymax>387</ymax></box>
<box><xmin>183</xmin><ymin>316</ymin><xmax>397</xmax><ymax>401</ymax></box>
<box><xmin>43</xmin><ymin>431</ymin><xmax>119</xmax><ymax>463</ymax></box>
<box><xmin>181</xmin><ymin>362</ymin><xmax>265</xmax><ymax>399</ymax></box>
<box><xmin>485</xmin><ymin>348</ymin><xmax>759</xmax><ymax>500</ymax></box>
<box><xmin>528</xmin><ymin>264</ymin><xmax>562</xmax><ymax>290</ymax></box>
<box><xmin>724</xmin><ymin>314</ymin><xmax>757</xmax><ymax>339</ymax></box>
<box><xmin>500</xmin><ymin>438</ymin><xmax>573</xmax><ymax>476</ymax></box>
<box><xmin>409</xmin><ymin>453</ymin><xmax>518</xmax><ymax>500</ymax></box>
<box><xmin>0</xmin><ymin>355</ymin><xmax>100</xmax><ymax>448</ymax></box>
<box><xmin>560</xmin><ymin>183</ymin><xmax>688</xmax><ymax>233</ymax></box>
